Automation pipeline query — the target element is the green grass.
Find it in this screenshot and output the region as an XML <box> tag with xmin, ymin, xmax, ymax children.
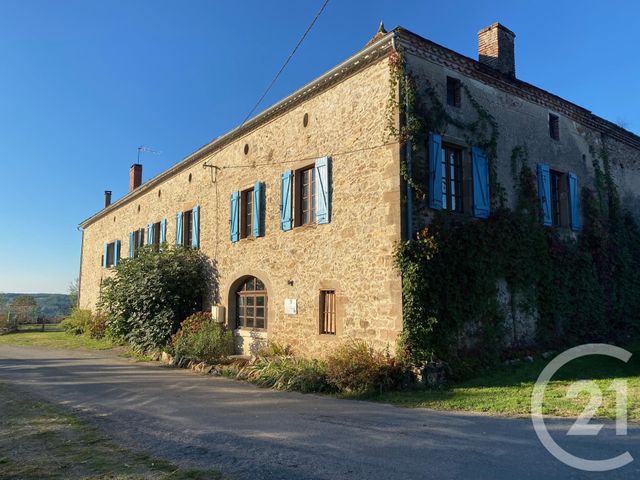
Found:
<box><xmin>375</xmin><ymin>345</ymin><xmax>640</xmax><ymax>421</ymax></box>
<box><xmin>0</xmin><ymin>382</ymin><xmax>223</xmax><ymax>479</ymax></box>
<box><xmin>0</xmin><ymin>330</ymin><xmax>115</xmax><ymax>350</ymax></box>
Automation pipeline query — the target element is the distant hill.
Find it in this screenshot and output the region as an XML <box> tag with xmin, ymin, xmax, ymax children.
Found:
<box><xmin>1</xmin><ymin>293</ymin><xmax>72</xmax><ymax>320</ymax></box>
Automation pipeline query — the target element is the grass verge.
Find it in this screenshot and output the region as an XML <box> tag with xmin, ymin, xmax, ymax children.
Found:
<box><xmin>374</xmin><ymin>345</ymin><xmax>640</xmax><ymax>421</ymax></box>
<box><xmin>0</xmin><ymin>330</ymin><xmax>114</xmax><ymax>350</ymax></box>
<box><xmin>0</xmin><ymin>382</ymin><xmax>223</xmax><ymax>480</ymax></box>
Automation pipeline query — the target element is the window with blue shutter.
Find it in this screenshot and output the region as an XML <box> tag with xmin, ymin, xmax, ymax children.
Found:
<box><xmin>280</xmin><ymin>170</ymin><xmax>293</xmax><ymax>231</ymax></box>
<box><xmin>175</xmin><ymin>212</ymin><xmax>183</xmax><ymax>245</ymax></box>
<box><xmin>147</xmin><ymin>223</ymin><xmax>153</xmax><ymax>245</ymax></box>
<box><xmin>428</xmin><ymin>133</ymin><xmax>443</xmax><ymax>209</ymax></box>
<box><xmin>568</xmin><ymin>172</ymin><xmax>581</xmax><ymax>231</ymax></box>
<box><xmin>113</xmin><ymin>240</ymin><xmax>121</xmax><ymax>267</ymax></box>
<box><xmin>471</xmin><ymin>147</ymin><xmax>490</xmax><ymax>218</ymax></box>
<box><xmin>230</xmin><ymin>191</ymin><xmax>240</xmax><ymax>242</ymax></box>
<box><xmin>160</xmin><ymin>219</ymin><xmax>167</xmax><ymax>245</ymax></box>
<box><xmin>537</xmin><ymin>164</ymin><xmax>552</xmax><ymax>226</ymax></box>
<box><xmin>315</xmin><ymin>157</ymin><xmax>331</xmax><ymax>224</ymax></box>
<box><xmin>103</xmin><ymin>242</ymin><xmax>108</xmax><ymax>267</ymax></box>
<box><xmin>192</xmin><ymin>206</ymin><xmax>200</xmax><ymax>249</ymax></box>
<box><xmin>128</xmin><ymin>232</ymin><xmax>135</xmax><ymax>258</ymax></box>
<box><xmin>252</xmin><ymin>181</ymin><xmax>264</xmax><ymax>237</ymax></box>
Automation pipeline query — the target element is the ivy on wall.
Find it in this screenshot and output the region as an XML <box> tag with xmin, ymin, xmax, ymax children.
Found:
<box><xmin>388</xmin><ymin>50</ymin><xmax>640</xmax><ymax>376</ymax></box>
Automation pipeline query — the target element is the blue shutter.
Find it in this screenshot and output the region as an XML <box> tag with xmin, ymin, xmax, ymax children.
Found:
<box><xmin>568</xmin><ymin>172</ymin><xmax>581</xmax><ymax>231</ymax></box>
<box><xmin>252</xmin><ymin>182</ymin><xmax>263</xmax><ymax>237</ymax></box>
<box><xmin>103</xmin><ymin>242</ymin><xmax>108</xmax><ymax>267</ymax></box>
<box><xmin>537</xmin><ymin>164</ymin><xmax>552</xmax><ymax>226</ymax></box>
<box><xmin>471</xmin><ymin>147</ymin><xmax>490</xmax><ymax>219</ymax></box>
<box><xmin>230</xmin><ymin>191</ymin><xmax>240</xmax><ymax>242</ymax></box>
<box><xmin>315</xmin><ymin>157</ymin><xmax>331</xmax><ymax>224</ymax></box>
<box><xmin>428</xmin><ymin>133</ymin><xmax>443</xmax><ymax>209</ymax></box>
<box><xmin>160</xmin><ymin>219</ymin><xmax>167</xmax><ymax>245</ymax></box>
<box><xmin>175</xmin><ymin>212</ymin><xmax>183</xmax><ymax>245</ymax></box>
<box><xmin>192</xmin><ymin>206</ymin><xmax>200</xmax><ymax>248</ymax></box>
<box><xmin>147</xmin><ymin>223</ymin><xmax>153</xmax><ymax>245</ymax></box>
<box><xmin>128</xmin><ymin>232</ymin><xmax>134</xmax><ymax>258</ymax></box>
<box><xmin>280</xmin><ymin>170</ymin><xmax>293</xmax><ymax>231</ymax></box>
<box><xmin>114</xmin><ymin>240</ymin><xmax>121</xmax><ymax>267</ymax></box>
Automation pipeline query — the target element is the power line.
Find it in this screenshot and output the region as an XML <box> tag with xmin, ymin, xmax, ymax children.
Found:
<box><xmin>240</xmin><ymin>0</ymin><xmax>330</xmax><ymax>126</ymax></box>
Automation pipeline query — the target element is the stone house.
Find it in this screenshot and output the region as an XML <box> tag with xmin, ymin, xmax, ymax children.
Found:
<box><xmin>78</xmin><ymin>22</ymin><xmax>640</xmax><ymax>356</ymax></box>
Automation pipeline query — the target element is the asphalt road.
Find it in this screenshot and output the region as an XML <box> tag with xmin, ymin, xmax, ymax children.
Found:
<box><xmin>0</xmin><ymin>345</ymin><xmax>638</xmax><ymax>480</ymax></box>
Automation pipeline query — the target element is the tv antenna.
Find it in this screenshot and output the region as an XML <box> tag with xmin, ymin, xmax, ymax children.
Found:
<box><xmin>137</xmin><ymin>145</ymin><xmax>162</xmax><ymax>163</ymax></box>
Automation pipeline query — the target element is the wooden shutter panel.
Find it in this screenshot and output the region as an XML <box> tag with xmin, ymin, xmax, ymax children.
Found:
<box><xmin>471</xmin><ymin>147</ymin><xmax>490</xmax><ymax>218</ymax></box>
<box><xmin>103</xmin><ymin>242</ymin><xmax>108</xmax><ymax>267</ymax></box>
<box><xmin>192</xmin><ymin>206</ymin><xmax>200</xmax><ymax>248</ymax></box>
<box><xmin>230</xmin><ymin>191</ymin><xmax>240</xmax><ymax>242</ymax></box>
<box><xmin>537</xmin><ymin>164</ymin><xmax>552</xmax><ymax>226</ymax></box>
<box><xmin>280</xmin><ymin>170</ymin><xmax>293</xmax><ymax>231</ymax></box>
<box><xmin>315</xmin><ymin>157</ymin><xmax>331</xmax><ymax>224</ymax></box>
<box><xmin>428</xmin><ymin>133</ymin><xmax>443</xmax><ymax>209</ymax></box>
<box><xmin>253</xmin><ymin>181</ymin><xmax>263</xmax><ymax>237</ymax></box>
<box><xmin>114</xmin><ymin>240</ymin><xmax>121</xmax><ymax>267</ymax></box>
<box><xmin>175</xmin><ymin>212</ymin><xmax>183</xmax><ymax>245</ymax></box>
<box><xmin>128</xmin><ymin>232</ymin><xmax>135</xmax><ymax>258</ymax></box>
<box><xmin>568</xmin><ymin>172</ymin><xmax>581</xmax><ymax>231</ymax></box>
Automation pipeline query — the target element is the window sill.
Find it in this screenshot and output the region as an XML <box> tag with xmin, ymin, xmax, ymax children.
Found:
<box><xmin>292</xmin><ymin>222</ymin><xmax>319</xmax><ymax>233</ymax></box>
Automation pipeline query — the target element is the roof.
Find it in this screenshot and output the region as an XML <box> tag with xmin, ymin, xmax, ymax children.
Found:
<box><xmin>80</xmin><ymin>25</ymin><xmax>640</xmax><ymax>228</ymax></box>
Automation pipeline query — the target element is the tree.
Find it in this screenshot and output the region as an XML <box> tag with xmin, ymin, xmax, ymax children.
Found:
<box><xmin>9</xmin><ymin>295</ymin><xmax>39</xmax><ymax>323</ymax></box>
<box><xmin>99</xmin><ymin>246</ymin><xmax>215</xmax><ymax>352</ymax></box>
<box><xmin>68</xmin><ymin>278</ymin><xmax>79</xmax><ymax>308</ymax></box>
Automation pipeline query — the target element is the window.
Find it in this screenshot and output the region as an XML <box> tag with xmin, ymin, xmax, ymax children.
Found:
<box><xmin>441</xmin><ymin>145</ymin><xmax>464</xmax><ymax>212</ymax></box>
<box><xmin>133</xmin><ymin>228</ymin><xmax>145</xmax><ymax>257</ymax></box>
<box><xmin>446</xmin><ymin>77</ymin><xmax>461</xmax><ymax>107</ymax></box>
<box><xmin>295</xmin><ymin>165</ymin><xmax>316</xmax><ymax>227</ymax></box>
<box><xmin>152</xmin><ymin>221</ymin><xmax>161</xmax><ymax>252</ymax></box>
<box><xmin>550</xmin><ymin>170</ymin><xmax>569</xmax><ymax>227</ymax></box>
<box><xmin>182</xmin><ymin>210</ymin><xmax>193</xmax><ymax>247</ymax></box>
<box><xmin>236</xmin><ymin>276</ymin><xmax>267</xmax><ymax>329</ymax></box>
<box><xmin>549</xmin><ymin>113</ymin><xmax>560</xmax><ymax>140</ymax></box>
<box><xmin>103</xmin><ymin>241</ymin><xmax>119</xmax><ymax>267</ymax></box>
<box><xmin>240</xmin><ymin>188</ymin><xmax>254</xmax><ymax>239</ymax></box>
<box><xmin>320</xmin><ymin>290</ymin><xmax>336</xmax><ymax>335</ymax></box>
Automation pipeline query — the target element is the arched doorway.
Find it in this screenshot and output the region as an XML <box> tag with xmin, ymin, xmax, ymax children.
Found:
<box><xmin>234</xmin><ymin>276</ymin><xmax>268</xmax><ymax>330</ymax></box>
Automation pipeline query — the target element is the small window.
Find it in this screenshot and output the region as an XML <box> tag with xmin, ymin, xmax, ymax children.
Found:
<box><xmin>320</xmin><ymin>290</ymin><xmax>336</xmax><ymax>335</ymax></box>
<box><xmin>104</xmin><ymin>242</ymin><xmax>117</xmax><ymax>267</ymax></box>
<box><xmin>240</xmin><ymin>188</ymin><xmax>254</xmax><ymax>239</ymax></box>
<box><xmin>183</xmin><ymin>210</ymin><xmax>193</xmax><ymax>247</ymax></box>
<box><xmin>446</xmin><ymin>77</ymin><xmax>461</xmax><ymax>108</ymax></box>
<box><xmin>550</xmin><ymin>170</ymin><xmax>569</xmax><ymax>227</ymax></box>
<box><xmin>549</xmin><ymin>114</ymin><xmax>560</xmax><ymax>140</ymax></box>
<box><xmin>152</xmin><ymin>221</ymin><xmax>161</xmax><ymax>252</ymax></box>
<box><xmin>133</xmin><ymin>228</ymin><xmax>145</xmax><ymax>258</ymax></box>
<box><xmin>441</xmin><ymin>145</ymin><xmax>465</xmax><ymax>212</ymax></box>
<box><xmin>295</xmin><ymin>165</ymin><xmax>316</xmax><ymax>227</ymax></box>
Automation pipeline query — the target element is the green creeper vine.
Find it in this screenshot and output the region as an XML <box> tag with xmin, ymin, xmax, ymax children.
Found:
<box><xmin>388</xmin><ymin>51</ymin><xmax>640</xmax><ymax>378</ymax></box>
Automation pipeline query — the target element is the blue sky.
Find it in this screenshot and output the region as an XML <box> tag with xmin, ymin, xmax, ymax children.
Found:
<box><xmin>1</xmin><ymin>0</ymin><xmax>638</xmax><ymax>294</ymax></box>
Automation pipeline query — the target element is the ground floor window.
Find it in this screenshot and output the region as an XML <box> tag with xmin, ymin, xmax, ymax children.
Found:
<box><xmin>320</xmin><ymin>290</ymin><xmax>336</xmax><ymax>335</ymax></box>
<box><xmin>236</xmin><ymin>276</ymin><xmax>267</xmax><ymax>329</ymax></box>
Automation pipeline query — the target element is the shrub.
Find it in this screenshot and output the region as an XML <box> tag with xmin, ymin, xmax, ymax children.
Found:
<box><xmin>238</xmin><ymin>356</ymin><xmax>331</xmax><ymax>393</ymax></box>
<box><xmin>99</xmin><ymin>246</ymin><xmax>213</xmax><ymax>352</ymax></box>
<box><xmin>60</xmin><ymin>308</ymin><xmax>92</xmax><ymax>335</ymax></box>
<box><xmin>172</xmin><ymin>312</ymin><xmax>234</xmax><ymax>363</ymax></box>
<box><xmin>86</xmin><ymin>313</ymin><xmax>108</xmax><ymax>339</ymax></box>
<box><xmin>257</xmin><ymin>342</ymin><xmax>294</xmax><ymax>358</ymax></box>
<box><xmin>325</xmin><ymin>340</ymin><xmax>403</xmax><ymax>395</ymax></box>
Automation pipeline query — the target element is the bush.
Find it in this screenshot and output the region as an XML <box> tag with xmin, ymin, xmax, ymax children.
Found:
<box><xmin>257</xmin><ymin>342</ymin><xmax>294</xmax><ymax>358</ymax></box>
<box><xmin>60</xmin><ymin>308</ymin><xmax>92</xmax><ymax>335</ymax></box>
<box><xmin>99</xmin><ymin>246</ymin><xmax>213</xmax><ymax>352</ymax></box>
<box><xmin>172</xmin><ymin>312</ymin><xmax>234</xmax><ymax>363</ymax></box>
<box><xmin>325</xmin><ymin>340</ymin><xmax>402</xmax><ymax>395</ymax></box>
<box><xmin>238</xmin><ymin>356</ymin><xmax>331</xmax><ymax>393</ymax></box>
<box><xmin>87</xmin><ymin>313</ymin><xmax>108</xmax><ymax>339</ymax></box>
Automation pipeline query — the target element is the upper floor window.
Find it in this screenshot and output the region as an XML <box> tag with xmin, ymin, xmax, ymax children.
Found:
<box><xmin>446</xmin><ymin>77</ymin><xmax>461</xmax><ymax>108</ymax></box>
<box><xmin>240</xmin><ymin>188</ymin><xmax>254</xmax><ymax>239</ymax></box>
<box><xmin>441</xmin><ymin>145</ymin><xmax>465</xmax><ymax>213</ymax></box>
<box><xmin>280</xmin><ymin>157</ymin><xmax>331</xmax><ymax>231</ymax></box>
<box><xmin>176</xmin><ymin>207</ymin><xmax>200</xmax><ymax>248</ymax></box>
<box><xmin>550</xmin><ymin>170</ymin><xmax>569</xmax><ymax>227</ymax></box>
<box><xmin>102</xmin><ymin>240</ymin><xmax>120</xmax><ymax>268</ymax></box>
<box><xmin>549</xmin><ymin>113</ymin><xmax>560</xmax><ymax>140</ymax></box>
<box><xmin>230</xmin><ymin>183</ymin><xmax>264</xmax><ymax>243</ymax></box>
<box><xmin>182</xmin><ymin>210</ymin><xmax>193</xmax><ymax>247</ymax></box>
<box><xmin>295</xmin><ymin>165</ymin><xmax>316</xmax><ymax>227</ymax></box>
<box><xmin>152</xmin><ymin>221</ymin><xmax>161</xmax><ymax>252</ymax></box>
<box><xmin>537</xmin><ymin>164</ymin><xmax>581</xmax><ymax>231</ymax></box>
<box><xmin>133</xmin><ymin>228</ymin><xmax>144</xmax><ymax>257</ymax></box>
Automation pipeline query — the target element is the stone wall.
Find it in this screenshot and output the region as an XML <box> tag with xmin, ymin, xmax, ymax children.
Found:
<box><xmin>79</xmin><ymin>57</ymin><xmax>404</xmax><ymax>357</ymax></box>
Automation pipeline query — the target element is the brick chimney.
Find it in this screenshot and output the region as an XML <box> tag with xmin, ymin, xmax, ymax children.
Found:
<box><xmin>478</xmin><ymin>23</ymin><xmax>516</xmax><ymax>77</ymax></box>
<box><xmin>129</xmin><ymin>164</ymin><xmax>142</xmax><ymax>191</ymax></box>
<box><xmin>104</xmin><ymin>190</ymin><xmax>112</xmax><ymax>208</ymax></box>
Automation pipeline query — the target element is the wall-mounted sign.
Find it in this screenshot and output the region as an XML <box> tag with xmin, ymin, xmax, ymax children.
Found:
<box><xmin>284</xmin><ymin>298</ymin><xmax>297</xmax><ymax>315</ymax></box>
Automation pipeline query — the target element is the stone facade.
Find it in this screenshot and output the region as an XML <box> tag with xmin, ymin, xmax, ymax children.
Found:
<box><xmin>78</xmin><ymin>24</ymin><xmax>640</xmax><ymax>356</ymax></box>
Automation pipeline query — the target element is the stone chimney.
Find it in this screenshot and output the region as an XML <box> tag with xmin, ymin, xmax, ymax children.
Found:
<box><xmin>129</xmin><ymin>164</ymin><xmax>142</xmax><ymax>191</ymax></box>
<box><xmin>478</xmin><ymin>23</ymin><xmax>516</xmax><ymax>77</ymax></box>
<box><xmin>104</xmin><ymin>190</ymin><xmax>112</xmax><ymax>208</ymax></box>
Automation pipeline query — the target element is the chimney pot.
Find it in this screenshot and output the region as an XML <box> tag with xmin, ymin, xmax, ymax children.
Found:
<box><xmin>104</xmin><ymin>191</ymin><xmax>112</xmax><ymax>208</ymax></box>
<box><xmin>129</xmin><ymin>164</ymin><xmax>142</xmax><ymax>191</ymax></box>
<box><xmin>478</xmin><ymin>22</ymin><xmax>516</xmax><ymax>77</ymax></box>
